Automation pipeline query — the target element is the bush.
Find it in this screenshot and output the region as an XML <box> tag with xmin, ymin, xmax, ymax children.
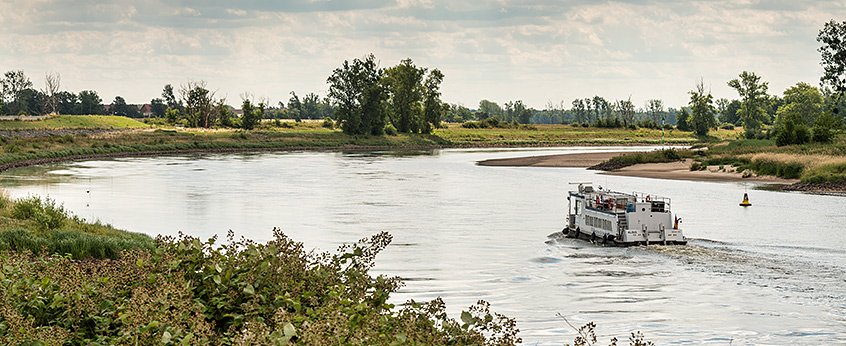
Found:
<box><xmin>384</xmin><ymin>124</ymin><xmax>398</xmax><ymax>135</ymax></box>
<box><xmin>0</xmin><ymin>230</ymin><xmax>522</xmax><ymax>345</ymax></box>
<box><xmin>321</xmin><ymin>117</ymin><xmax>334</xmax><ymax>128</ymax></box>
<box><xmin>11</xmin><ymin>196</ymin><xmax>68</xmax><ymax>231</ymax></box>
<box><xmin>720</xmin><ymin>123</ymin><xmax>735</xmax><ymax>130</ymax></box>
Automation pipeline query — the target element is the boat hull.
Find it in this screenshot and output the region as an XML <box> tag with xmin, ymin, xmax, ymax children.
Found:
<box><xmin>562</xmin><ymin>227</ymin><xmax>688</xmax><ymax>246</ymax></box>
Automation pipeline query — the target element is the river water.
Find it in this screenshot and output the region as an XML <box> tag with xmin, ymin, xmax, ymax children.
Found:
<box><xmin>1</xmin><ymin>147</ymin><xmax>844</xmax><ymax>345</ymax></box>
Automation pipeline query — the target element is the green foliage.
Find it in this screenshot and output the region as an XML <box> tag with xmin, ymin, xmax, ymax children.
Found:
<box><xmin>676</xmin><ymin>108</ymin><xmax>691</xmax><ymax>131</ymax></box>
<box><xmin>11</xmin><ymin>196</ymin><xmax>69</xmax><ymax>231</ymax></box>
<box><xmin>327</xmin><ymin>54</ymin><xmax>387</xmax><ymax>136</ymax></box>
<box><xmin>594</xmin><ymin>148</ymin><xmax>690</xmax><ymax>170</ymax></box>
<box><xmin>778</xmin><ymin>82</ymin><xmax>823</xmax><ymax>127</ymax></box>
<box><xmin>775</xmin><ymin>111</ymin><xmax>810</xmax><ymax>146</ymax></box>
<box><xmin>688</xmin><ymin>80</ymin><xmax>717</xmax><ymax>136</ymax></box>
<box><xmin>812</xmin><ymin>112</ymin><xmax>842</xmax><ymax>143</ymax></box>
<box><xmin>384</xmin><ymin>124</ymin><xmax>398</xmax><ymax>135</ymax></box>
<box><xmin>817</xmin><ymin>20</ymin><xmax>846</xmax><ymax>95</ymax></box>
<box><xmin>0</xmin><ymin>230</ymin><xmax>521</xmax><ymax>345</ymax></box>
<box><xmin>720</xmin><ymin>123</ymin><xmax>735</xmax><ymax>130</ymax></box>
<box><xmin>728</xmin><ymin>71</ymin><xmax>770</xmax><ymax>138</ymax></box>
<box><xmin>321</xmin><ymin>117</ymin><xmax>334</xmax><ymax>128</ymax></box>
<box><xmin>240</xmin><ymin>99</ymin><xmax>262</xmax><ymax>130</ymax></box>
<box><xmin>0</xmin><ymin>195</ymin><xmax>155</xmax><ymax>259</ymax></box>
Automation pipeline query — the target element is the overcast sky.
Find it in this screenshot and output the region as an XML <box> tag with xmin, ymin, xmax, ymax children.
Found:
<box><xmin>1</xmin><ymin>0</ymin><xmax>844</xmax><ymax>110</ymax></box>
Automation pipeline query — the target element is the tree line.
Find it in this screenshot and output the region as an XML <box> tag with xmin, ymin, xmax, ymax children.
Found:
<box><xmin>1</xmin><ymin>20</ymin><xmax>843</xmax><ymax>141</ymax></box>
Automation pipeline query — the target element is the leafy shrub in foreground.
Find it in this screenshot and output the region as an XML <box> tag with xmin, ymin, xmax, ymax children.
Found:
<box><xmin>0</xmin><ymin>229</ymin><xmax>522</xmax><ymax>345</ymax></box>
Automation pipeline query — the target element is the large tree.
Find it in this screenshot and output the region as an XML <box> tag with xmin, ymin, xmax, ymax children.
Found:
<box><xmin>616</xmin><ymin>98</ymin><xmax>635</xmax><ymax>128</ymax></box>
<box><xmin>728</xmin><ymin>71</ymin><xmax>769</xmax><ymax>138</ymax></box>
<box><xmin>478</xmin><ymin>99</ymin><xmax>503</xmax><ymax>120</ymax></box>
<box><xmin>179</xmin><ymin>80</ymin><xmax>215</xmax><ymax>128</ymax></box>
<box><xmin>1</xmin><ymin>70</ymin><xmax>34</xmax><ymax>114</ymax></box>
<box><xmin>818</xmin><ymin>20</ymin><xmax>846</xmax><ymax>121</ymax></box>
<box><xmin>76</xmin><ymin>90</ymin><xmax>104</xmax><ymax>115</ymax></box>
<box><xmin>818</xmin><ymin>20</ymin><xmax>846</xmax><ymax>96</ymax></box>
<box><xmin>422</xmin><ymin>69</ymin><xmax>444</xmax><ymax>131</ymax></box>
<box><xmin>383</xmin><ymin>58</ymin><xmax>425</xmax><ymax>133</ymax></box>
<box><xmin>777</xmin><ymin>82</ymin><xmax>823</xmax><ymax>127</ymax></box>
<box><xmin>301</xmin><ymin>92</ymin><xmax>321</xmax><ymax>119</ymax></box>
<box><xmin>688</xmin><ymin>79</ymin><xmax>717</xmax><ymax>136</ymax></box>
<box><xmin>646</xmin><ymin>99</ymin><xmax>664</xmax><ymax>125</ymax></box>
<box><xmin>44</xmin><ymin>72</ymin><xmax>61</xmax><ymax>115</ymax></box>
<box><xmin>327</xmin><ymin>54</ymin><xmax>386</xmax><ymax>136</ymax></box>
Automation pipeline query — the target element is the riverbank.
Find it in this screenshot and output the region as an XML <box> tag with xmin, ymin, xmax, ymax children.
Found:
<box><xmin>478</xmin><ymin>151</ymin><xmax>802</xmax><ymax>184</ymax></box>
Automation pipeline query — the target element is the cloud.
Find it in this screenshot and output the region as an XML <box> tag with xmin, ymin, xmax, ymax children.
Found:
<box><xmin>1</xmin><ymin>0</ymin><xmax>844</xmax><ymax>108</ymax></box>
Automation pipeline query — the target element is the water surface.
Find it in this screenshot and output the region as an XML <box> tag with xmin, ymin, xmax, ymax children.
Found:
<box><xmin>2</xmin><ymin>147</ymin><xmax>844</xmax><ymax>345</ymax></box>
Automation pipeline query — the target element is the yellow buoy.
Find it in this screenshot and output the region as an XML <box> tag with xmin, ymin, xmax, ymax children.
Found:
<box><xmin>739</xmin><ymin>192</ymin><xmax>752</xmax><ymax>207</ymax></box>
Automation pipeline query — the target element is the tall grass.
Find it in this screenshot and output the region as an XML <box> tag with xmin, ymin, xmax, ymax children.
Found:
<box><xmin>0</xmin><ymin>194</ymin><xmax>154</xmax><ymax>259</ymax></box>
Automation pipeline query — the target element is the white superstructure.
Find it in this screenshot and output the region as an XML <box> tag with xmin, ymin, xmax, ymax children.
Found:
<box><xmin>565</xmin><ymin>184</ymin><xmax>686</xmax><ymax>245</ymax></box>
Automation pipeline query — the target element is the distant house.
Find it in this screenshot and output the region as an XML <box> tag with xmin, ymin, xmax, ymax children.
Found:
<box><xmin>137</xmin><ymin>104</ymin><xmax>152</xmax><ymax>116</ymax></box>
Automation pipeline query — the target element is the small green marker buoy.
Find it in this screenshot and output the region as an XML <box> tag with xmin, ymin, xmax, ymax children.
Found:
<box><xmin>739</xmin><ymin>192</ymin><xmax>751</xmax><ymax>207</ymax></box>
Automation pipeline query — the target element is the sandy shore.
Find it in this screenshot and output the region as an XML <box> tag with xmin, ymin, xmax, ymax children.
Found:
<box><xmin>478</xmin><ymin>152</ymin><xmax>798</xmax><ymax>184</ymax></box>
<box><xmin>477</xmin><ymin>152</ymin><xmax>621</xmax><ymax>168</ymax></box>
<box><xmin>600</xmin><ymin>159</ymin><xmax>798</xmax><ymax>184</ymax></box>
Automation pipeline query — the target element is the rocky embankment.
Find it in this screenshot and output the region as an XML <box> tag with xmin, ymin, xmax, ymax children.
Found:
<box><xmin>782</xmin><ymin>180</ymin><xmax>846</xmax><ymax>194</ymax></box>
<box><xmin>0</xmin><ymin>129</ymin><xmax>123</xmax><ymax>139</ymax></box>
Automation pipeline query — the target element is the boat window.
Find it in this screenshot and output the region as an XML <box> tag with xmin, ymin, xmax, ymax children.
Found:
<box><xmin>575</xmin><ymin>200</ymin><xmax>582</xmax><ymax>215</ymax></box>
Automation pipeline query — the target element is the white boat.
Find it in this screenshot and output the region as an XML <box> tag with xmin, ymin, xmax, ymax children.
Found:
<box><xmin>564</xmin><ymin>184</ymin><xmax>687</xmax><ymax>246</ymax></box>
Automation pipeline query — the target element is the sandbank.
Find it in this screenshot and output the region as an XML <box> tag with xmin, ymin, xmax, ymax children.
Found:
<box><xmin>478</xmin><ymin>152</ymin><xmax>798</xmax><ymax>184</ymax></box>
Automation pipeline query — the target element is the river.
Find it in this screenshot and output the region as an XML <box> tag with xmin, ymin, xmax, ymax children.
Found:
<box><xmin>1</xmin><ymin>146</ymin><xmax>844</xmax><ymax>345</ymax></box>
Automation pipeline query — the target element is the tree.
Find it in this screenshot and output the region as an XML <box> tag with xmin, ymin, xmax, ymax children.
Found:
<box><xmin>240</xmin><ymin>98</ymin><xmax>260</xmax><ymax>130</ymax></box>
<box><xmin>44</xmin><ymin>72</ymin><xmax>60</xmax><ymax>115</ymax></box>
<box><xmin>478</xmin><ymin>100</ymin><xmax>503</xmax><ymax>119</ymax></box>
<box><xmin>812</xmin><ymin>111</ymin><xmax>842</xmax><ymax>143</ymax></box>
<box><xmin>504</xmin><ymin>100</ymin><xmax>531</xmax><ymax>124</ymax></box>
<box><xmin>287</xmin><ymin>91</ymin><xmax>303</xmax><ymax>120</ymax></box>
<box><xmin>818</xmin><ymin>20</ymin><xmax>846</xmax><ymax>100</ymax></box>
<box><xmin>1</xmin><ymin>70</ymin><xmax>34</xmax><ymax>114</ymax></box>
<box><xmin>216</xmin><ymin>99</ymin><xmax>235</xmax><ymax>127</ymax></box>
<box><xmin>111</xmin><ymin>96</ymin><xmax>130</xmax><ymax>116</ymax></box>
<box><xmin>718</xmin><ymin>99</ymin><xmax>742</xmax><ymax>125</ymax></box>
<box><xmin>150</xmin><ymin>98</ymin><xmax>167</xmax><ymax>118</ymax></box>
<box><xmin>75</xmin><ymin>90</ymin><xmax>104</xmax><ymax>115</ymax></box>
<box><xmin>775</xmin><ymin>110</ymin><xmax>809</xmax><ymax>146</ymax></box>
<box><xmin>301</xmin><ymin>93</ymin><xmax>321</xmax><ymax>119</ymax></box>
<box><xmin>616</xmin><ymin>98</ymin><xmax>635</xmax><ymax>128</ymax></box>
<box><xmin>422</xmin><ymin>68</ymin><xmax>444</xmax><ymax>132</ymax></box>
<box><xmin>327</xmin><ymin>54</ymin><xmax>387</xmax><ymax>135</ymax></box>
<box><xmin>728</xmin><ymin>71</ymin><xmax>769</xmax><ymax>138</ymax></box>
<box><xmin>777</xmin><ymin>82</ymin><xmax>823</xmax><ymax>127</ymax></box>
<box><xmin>571</xmin><ymin>99</ymin><xmax>588</xmax><ymax>124</ymax></box>
<box><xmin>646</xmin><ymin>99</ymin><xmax>664</xmax><ymax>125</ymax></box>
<box><xmin>56</xmin><ymin>91</ymin><xmax>77</xmax><ymax>115</ymax></box>
<box><xmin>688</xmin><ymin>79</ymin><xmax>717</xmax><ymax>136</ymax></box>
<box><xmin>383</xmin><ymin>58</ymin><xmax>425</xmax><ymax>133</ymax></box>
<box><xmin>179</xmin><ymin>80</ymin><xmax>215</xmax><ymax>128</ymax></box>
<box><xmin>162</xmin><ymin>84</ymin><xmax>179</xmax><ymax>110</ymax></box>
<box><xmin>676</xmin><ymin>108</ymin><xmax>691</xmax><ymax>131</ymax></box>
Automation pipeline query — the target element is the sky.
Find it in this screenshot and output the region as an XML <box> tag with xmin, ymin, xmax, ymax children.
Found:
<box><xmin>1</xmin><ymin>0</ymin><xmax>844</xmax><ymax>111</ymax></box>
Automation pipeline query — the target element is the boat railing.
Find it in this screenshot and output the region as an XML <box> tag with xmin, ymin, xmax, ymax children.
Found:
<box><xmin>631</xmin><ymin>191</ymin><xmax>671</xmax><ymax>209</ymax></box>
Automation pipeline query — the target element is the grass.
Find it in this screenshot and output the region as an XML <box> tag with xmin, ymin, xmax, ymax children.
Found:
<box><xmin>0</xmin><ymin>115</ymin><xmax>148</xmax><ymax>130</ymax></box>
<box><xmin>591</xmin><ymin>148</ymin><xmax>693</xmax><ymax>170</ymax></box>
<box><xmin>0</xmin><ymin>118</ymin><xmax>710</xmax><ymax>171</ymax></box>
<box><xmin>700</xmin><ymin>137</ymin><xmax>846</xmax><ymax>182</ymax></box>
<box><xmin>0</xmin><ymin>194</ymin><xmax>154</xmax><ymax>259</ymax></box>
